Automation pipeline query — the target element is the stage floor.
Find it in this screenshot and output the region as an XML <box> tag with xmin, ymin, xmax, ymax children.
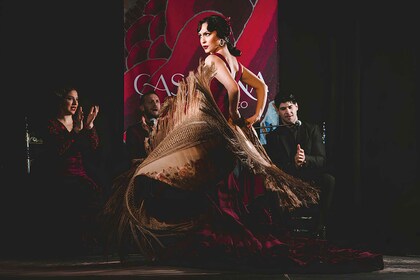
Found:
<box><xmin>0</xmin><ymin>254</ymin><xmax>419</xmax><ymax>279</ymax></box>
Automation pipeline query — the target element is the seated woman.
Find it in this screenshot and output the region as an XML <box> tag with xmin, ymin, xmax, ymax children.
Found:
<box><xmin>36</xmin><ymin>86</ymin><xmax>103</xmax><ymax>256</ymax></box>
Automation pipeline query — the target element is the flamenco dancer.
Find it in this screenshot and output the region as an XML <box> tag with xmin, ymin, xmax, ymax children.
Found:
<box><xmin>104</xmin><ymin>14</ymin><xmax>383</xmax><ymax>273</ymax></box>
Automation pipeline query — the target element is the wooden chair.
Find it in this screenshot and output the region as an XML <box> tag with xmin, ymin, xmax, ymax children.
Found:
<box><xmin>288</xmin><ymin>121</ymin><xmax>327</xmax><ymax>239</ymax></box>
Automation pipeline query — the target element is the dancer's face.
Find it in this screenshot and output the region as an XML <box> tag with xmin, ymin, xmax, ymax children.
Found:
<box><xmin>198</xmin><ymin>22</ymin><xmax>220</xmax><ymax>54</ymax></box>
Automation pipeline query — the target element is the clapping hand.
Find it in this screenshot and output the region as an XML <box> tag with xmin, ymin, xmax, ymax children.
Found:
<box><xmin>85</xmin><ymin>105</ymin><xmax>99</xmax><ymax>130</ymax></box>
<box><xmin>294</xmin><ymin>144</ymin><xmax>306</xmax><ymax>168</ymax></box>
<box><xmin>73</xmin><ymin>106</ymin><xmax>84</xmax><ymax>132</ymax></box>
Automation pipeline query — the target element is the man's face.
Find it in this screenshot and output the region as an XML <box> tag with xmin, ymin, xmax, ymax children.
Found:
<box><xmin>141</xmin><ymin>93</ymin><xmax>161</xmax><ymax>119</ymax></box>
<box><xmin>277</xmin><ymin>101</ymin><xmax>299</xmax><ymax>125</ymax></box>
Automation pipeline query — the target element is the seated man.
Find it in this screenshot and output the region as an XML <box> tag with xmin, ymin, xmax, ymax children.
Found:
<box><xmin>265</xmin><ymin>92</ymin><xmax>335</xmax><ymax>239</ymax></box>
<box><xmin>125</xmin><ymin>90</ymin><xmax>161</xmax><ymax>164</ymax></box>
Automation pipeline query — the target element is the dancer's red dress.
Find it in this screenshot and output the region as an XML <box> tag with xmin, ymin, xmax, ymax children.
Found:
<box><xmin>104</xmin><ymin>58</ymin><xmax>383</xmax><ymax>273</ymax></box>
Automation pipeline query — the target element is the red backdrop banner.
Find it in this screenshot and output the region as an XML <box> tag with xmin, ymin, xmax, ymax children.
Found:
<box><xmin>123</xmin><ymin>0</ymin><xmax>278</xmax><ymax>131</ymax></box>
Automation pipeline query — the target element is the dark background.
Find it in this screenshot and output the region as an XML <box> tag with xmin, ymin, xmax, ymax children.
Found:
<box><xmin>0</xmin><ymin>0</ymin><xmax>419</xmax><ymax>257</ymax></box>
<box><xmin>278</xmin><ymin>1</ymin><xmax>419</xmax><ymax>254</ymax></box>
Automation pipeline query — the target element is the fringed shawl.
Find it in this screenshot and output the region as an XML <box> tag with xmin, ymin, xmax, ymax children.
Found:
<box><xmin>104</xmin><ymin>61</ymin><xmax>320</xmax><ymax>260</ymax></box>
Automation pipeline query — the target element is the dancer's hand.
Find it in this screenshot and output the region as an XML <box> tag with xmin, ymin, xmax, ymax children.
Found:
<box><xmin>245</xmin><ymin>114</ymin><xmax>261</xmax><ymax>127</ymax></box>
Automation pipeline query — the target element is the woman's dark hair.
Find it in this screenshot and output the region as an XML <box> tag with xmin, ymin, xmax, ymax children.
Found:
<box><xmin>197</xmin><ymin>15</ymin><xmax>242</xmax><ymax>57</ymax></box>
<box><xmin>53</xmin><ymin>86</ymin><xmax>78</xmax><ymax>105</ymax></box>
<box><xmin>54</xmin><ymin>86</ymin><xmax>77</xmax><ymax>99</ymax></box>
<box><xmin>51</xmin><ymin>86</ymin><xmax>78</xmax><ymax>116</ymax></box>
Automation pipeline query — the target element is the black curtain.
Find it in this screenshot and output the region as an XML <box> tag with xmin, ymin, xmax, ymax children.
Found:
<box><xmin>0</xmin><ymin>0</ymin><xmax>125</xmax><ymax>257</ymax></box>
<box><xmin>279</xmin><ymin>1</ymin><xmax>419</xmax><ymax>253</ymax></box>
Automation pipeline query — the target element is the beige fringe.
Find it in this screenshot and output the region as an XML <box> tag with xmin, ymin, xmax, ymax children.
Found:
<box><xmin>104</xmin><ymin>60</ymin><xmax>319</xmax><ymax>260</ymax></box>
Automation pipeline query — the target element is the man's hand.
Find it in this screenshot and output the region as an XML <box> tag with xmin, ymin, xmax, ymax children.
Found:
<box><xmin>295</xmin><ymin>144</ymin><xmax>306</xmax><ymax>168</ymax></box>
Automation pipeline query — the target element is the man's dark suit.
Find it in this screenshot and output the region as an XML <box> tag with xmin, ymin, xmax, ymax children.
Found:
<box><xmin>265</xmin><ymin>121</ymin><xmax>326</xmax><ymax>179</ymax></box>
<box><xmin>125</xmin><ymin>121</ymin><xmax>153</xmax><ymax>162</ymax></box>
<box><xmin>264</xmin><ymin>121</ymin><xmax>335</xmax><ymax>237</ymax></box>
